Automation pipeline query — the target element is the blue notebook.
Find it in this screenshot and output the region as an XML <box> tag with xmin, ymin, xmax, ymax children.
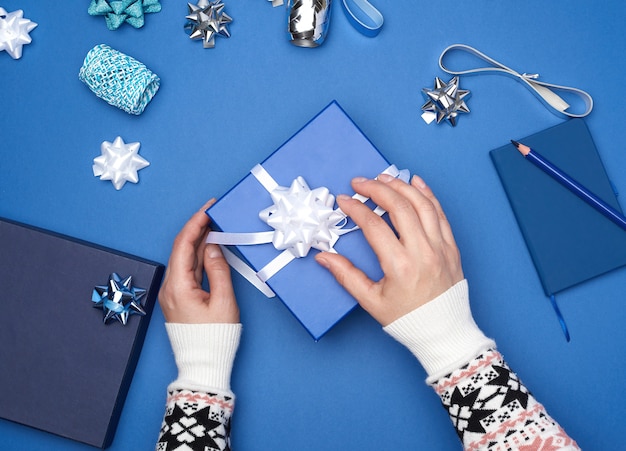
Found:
<box><xmin>490</xmin><ymin>120</ymin><xmax>626</xmax><ymax>337</ymax></box>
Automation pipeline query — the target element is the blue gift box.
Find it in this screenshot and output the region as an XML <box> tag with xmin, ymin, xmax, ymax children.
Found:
<box><xmin>0</xmin><ymin>218</ymin><xmax>164</xmax><ymax>448</ymax></box>
<box><xmin>207</xmin><ymin>101</ymin><xmax>396</xmax><ymax>340</ymax></box>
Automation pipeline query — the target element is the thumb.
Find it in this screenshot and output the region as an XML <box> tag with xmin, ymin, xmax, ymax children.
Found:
<box><xmin>315</xmin><ymin>251</ymin><xmax>378</xmax><ymax>308</ymax></box>
<box><xmin>204</xmin><ymin>244</ymin><xmax>239</xmax><ymax>318</ymax></box>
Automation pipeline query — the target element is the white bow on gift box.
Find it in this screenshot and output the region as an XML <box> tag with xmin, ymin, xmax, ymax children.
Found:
<box><xmin>207</xmin><ymin>163</ymin><xmax>409</xmax><ymax>297</ymax></box>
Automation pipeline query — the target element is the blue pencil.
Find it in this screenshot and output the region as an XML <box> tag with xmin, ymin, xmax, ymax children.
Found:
<box><xmin>511</xmin><ymin>140</ymin><xmax>626</xmax><ymax>231</ymax></box>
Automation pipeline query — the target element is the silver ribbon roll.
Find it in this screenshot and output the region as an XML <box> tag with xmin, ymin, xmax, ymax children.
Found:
<box><xmin>287</xmin><ymin>0</ymin><xmax>332</xmax><ymax>48</ymax></box>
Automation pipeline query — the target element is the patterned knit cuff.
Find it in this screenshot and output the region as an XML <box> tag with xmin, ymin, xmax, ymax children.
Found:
<box><xmin>157</xmin><ymin>389</ymin><xmax>235</xmax><ymax>451</ymax></box>
<box><xmin>165</xmin><ymin>323</ymin><xmax>242</xmax><ymax>392</ymax></box>
<box><xmin>383</xmin><ymin>280</ymin><xmax>495</xmax><ymax>382</ymax></box>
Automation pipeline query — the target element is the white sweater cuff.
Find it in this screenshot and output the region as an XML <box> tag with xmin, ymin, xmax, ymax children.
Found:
<box><xmin>165</xmin><ymin>323</ymin><xmax>242</xmax><ymax>392</ymax></box>
<box><xmin>383</xmin><ymin>280</ymin><xmax>495</xmax><ymax>383</ymax></box>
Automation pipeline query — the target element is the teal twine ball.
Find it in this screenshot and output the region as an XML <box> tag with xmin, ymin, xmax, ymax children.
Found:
<box><xmin>78</xmin><ymin>44</ymin><xmax>160</xmax><ymax>115</ymax></box>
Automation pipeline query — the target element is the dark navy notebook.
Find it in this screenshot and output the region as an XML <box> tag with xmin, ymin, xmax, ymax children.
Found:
<box><xmin>0</xmin><ymin>219</ymin><xmax>164</xmax><ymax>448</ymax></box>
<box><xmin>490</xmin><ymin>119</ymin><xmax>626</xmax><ymax>297</ymax></box>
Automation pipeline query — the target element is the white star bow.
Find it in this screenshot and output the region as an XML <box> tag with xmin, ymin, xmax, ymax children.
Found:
<box><xmin>93</xmin><ymin>136</ymin><xmax>150</xmax><ymax>190</ymax></box>
<box><xmin>0</xmin><ymin>8</ymin><xmax>37</xmax><ymax>60</ymax></box>
<box><xmin>259</xmin><ymin>177</ymin><xmax>347</xmax><ymax>258</ymax></box>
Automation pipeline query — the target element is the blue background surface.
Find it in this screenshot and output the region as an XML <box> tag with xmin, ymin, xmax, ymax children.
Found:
<box><xmin>1</xmin><ymin>1</ymin><xmax>625</xmax><ymax>450</ymax></box>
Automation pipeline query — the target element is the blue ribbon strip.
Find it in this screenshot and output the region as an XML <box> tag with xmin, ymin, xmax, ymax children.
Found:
<box><xmin>341</xmin><ymin>0</ymin><xmax>383</xmax><ymax>37</ymax></box>
<box><xmin>549</xmin><ymin>294</ymin><xmax>571</xmax><ymax>342</ymax></box>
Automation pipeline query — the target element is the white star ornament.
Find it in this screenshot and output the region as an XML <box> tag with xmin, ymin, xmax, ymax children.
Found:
<box><xmin>93</xmin><ymin>136</ymin><xmax>150</xmax><ymax>190</ymax></box>
<box><xmin>0</xmin><ymin>8</ymin><xmax>38</xmax><ymax>60</ymax></box>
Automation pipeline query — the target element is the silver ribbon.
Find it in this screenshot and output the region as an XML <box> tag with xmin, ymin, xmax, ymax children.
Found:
<box><xmin>438</xmin><ymin>44</ymin><xmax>593</xmax><ymax>118</ymax></box>
<box><xmin>207</xmin><ymin>164</ymin><xmax>409</xmax><ymax>297</ymax></box>
<box><xmin>287</xmin><ymin>0</ymin><xmax>332</xmax><ymax>47</ymax></box>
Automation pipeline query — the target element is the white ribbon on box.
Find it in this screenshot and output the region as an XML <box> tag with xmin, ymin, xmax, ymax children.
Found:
<box><xmin>207</xmin><ymin>163</ymin><xmax>409</xmax><ymax>297</ymax></box>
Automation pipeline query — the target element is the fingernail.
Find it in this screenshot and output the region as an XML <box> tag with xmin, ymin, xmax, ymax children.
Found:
<box><xmin>352</xmin><ymin>176</ymin><xmax>368</xmax><ymax>184</ymax></box>
<box><xmin>206</xmin><ymin>244</ymin><xmax>222</xmax><ymax>258</ymax></box>
<box><xmin>203</xmin><ymin>198</ymin><xmax>217</xmax><ymax>210</ymax></box>
<box><xmin>412</xmin><ymin>174</ymin><xmax>427</xmax><ymax>189</ymax></box>
<box><xmin>315</xmin><ymin>254</ymin><xmax>330</xmax><ymax>269</ymax></box>
<box><xmin>336</xmin><ymin>194</ymin><xmax>352</xmax><ymax>202</ymax></box>
<box><xmin>377</xmin><ymin>173</ymin><xmax>394</xmax><ymax>183</ymax></box>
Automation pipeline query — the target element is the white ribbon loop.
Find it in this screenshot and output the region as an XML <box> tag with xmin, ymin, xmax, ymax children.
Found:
<box><xmin>218</xmin><ymin>245</ymin><xmax>277</xmax><ymax>297</ymax></box>
<box><xmin>438</xmin><ymin>44</ymin><xmax>593</xmax><ymax>118</ymax></box>
<box><xmin>206</xmin><ymin>164</ymin><xmax>409</xmax><ymax>297</ymax></box>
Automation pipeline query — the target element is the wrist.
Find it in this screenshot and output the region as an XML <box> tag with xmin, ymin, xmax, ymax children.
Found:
<box><xmin>383</xmin><ymin>280</ymin><xmax>495</xmax><ymax>382</ymax></box>
<box><xmin>165</xmin><ymin>322</ymin><xmax>242</xmax><ymax>392</ymax></box>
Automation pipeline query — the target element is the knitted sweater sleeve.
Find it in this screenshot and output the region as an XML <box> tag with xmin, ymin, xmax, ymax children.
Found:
<box><xmin>156</xmin><ymin>323</ymin><xmax>242</xmax><ymax>451</ymax></box>
<box><xmin>384</xmin><ymin>280</ymin><xmax>580</xmax><ymax>450</ymax></box>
